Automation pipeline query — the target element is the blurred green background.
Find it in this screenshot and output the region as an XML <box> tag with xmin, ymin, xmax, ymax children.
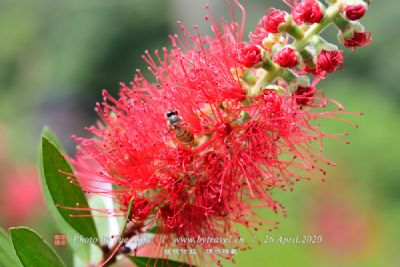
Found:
<box><xmin>0</xmin><ymin>0</ymin><xmax>398</xmax><ymax>266</ymax></box>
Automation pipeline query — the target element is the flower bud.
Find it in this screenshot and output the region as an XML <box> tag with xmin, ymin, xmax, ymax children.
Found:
<box><xmin>265</xmin><ymin>9</ymin><xmax>288</xmax><ymax>33</ymax></box>
<box><xmin>273</xmin><ymin>47</ymin><xmax>299</xmax><ymax>68</ymax></box>
<box><xmin>262</xmin><ymin>37</ymin><xmax>276</xmax><ymax>49</ymax></box>
<box><xmin>292</xmin><ymin>0</ymin><xmax>324</xmax><ymax>25</ymax></box>
<box><xmin>345</xmin><ymin>4</ymin><xmax>367</xmax><ymax>21</ymax></box>
<box><xmin>236</xmin><ymin>44</ymin><xmax>262</xmax><ymax>67</ymax></box>
<box><xmin>316</xmin><ymin>50</ymin><xmax>344</xmax><ymax>76</ymax></box>
<box><xmin>341</xmin><ymin>31</ymin><xmax>371</xmax><ymax>49</ymax></box>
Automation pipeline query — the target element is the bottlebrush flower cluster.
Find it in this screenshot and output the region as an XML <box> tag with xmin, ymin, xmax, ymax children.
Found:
<box><xmin>70</xmin><ymin>0</ymin><xmax>371</xmax><ymax>266</ymax></box>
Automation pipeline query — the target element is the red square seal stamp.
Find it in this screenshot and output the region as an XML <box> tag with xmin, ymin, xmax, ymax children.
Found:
<box><xmin>53</xmin><ymin>233</ymin><xmax>67</xmax><ymax>247</ymax></box>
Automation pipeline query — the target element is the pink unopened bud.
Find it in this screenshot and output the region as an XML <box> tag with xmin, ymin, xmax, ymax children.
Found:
<box><xmin>292</xmin><ymin>0</ymin><xmax>324</xmax><ymax>25</ymax></box>
<box><xmin>345</xmin><ymin>4</ymin><xmax>367</xmax><ymax>21</ymax></box>
<box><xmin>316</xmin><ymin>50</ymin><xmax>344</xmax><ymax>76</ymax></box>
<box><xmin>265</xmin><ymin>9</ymin><xmax>287</xmax><ymax>33</ymax></box>
<box><xmin>236</xmin><ymin>44</ymin><xmax>262</xmax><ymax>67</ymax></box>
<box><xmin>273</xmin><ymin>47</ymin><xmax>298</xmax><ymax>68</ymax></box>
<box><xmin>343</xmin><ymin>31</ymin><xmax>372</xmax><ymax>49</ymax></box>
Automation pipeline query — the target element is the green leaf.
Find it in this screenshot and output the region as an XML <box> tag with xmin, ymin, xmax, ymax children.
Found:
<box><xmin>128</xmin><ymin>256</ymin><xmax>193</xmax><ymax>267</ymax></box>
<box><xmin>39</xmin><ymin>129</ymin><xmax>92</xmax><ymax>262</ymax></box>
<box><xmin>41</xmin><ymin>135</ymin><xmax>98</xmax><ymax>240</ymax></box>
<box><xmin>9</xmin><ymin>227</ymin><xmax>66</xmax><ymax>267</ymax></box>
<box><xmin>42</xmin><ymin>126</ymin><xmax>64</xmax><ymax>152</ymax></box>
<box><xmin>0</xmin><ymin>227</ymin><xmax>22</xmax><ymax>267</ymax></box>
<box><xmin>39</xmin><ymin>129</ymin><xmax>98</xmax><ymax>262</ymax></box>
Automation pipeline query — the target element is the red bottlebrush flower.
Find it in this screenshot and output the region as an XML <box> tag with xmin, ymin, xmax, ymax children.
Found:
<box><xmin>316</xmin><ymin>50</ymin><xmax>344</xmax><ymax>76</ymax></box>
<box><xmin>345</xmin><ymin>4</ymin><xmax>367</xmax><ymax>21</ymax></box>
<box><xmin>236</xmin><ymin>44</ymin><xmax>262</xmax><ymax>67</ymax></box>
<box><xmin>66</xmin><ymin>1</ymin><xmax>370</xmax><ymax>265</ymax></box>
<box><xmin>343</xmin><ymin>31</ymin><xmax>372</xmax><ymax>49</ymax></box>
<box><xmin>292</xmin><ymin>0</ymin><xmax>324</xmax><ymax>25</ymax></box>
<box><xmin>265</xmin><ymin>8</ymin><xmax>287</xmax><ymax>33</ymax></box>
<box><xmin>71</xmin><ymin>6</ymin><xmax>256</xmax><ymax>264</ymax></box>
<box><xmin>273</xmin><ymin>47</ymin><xmax>298</xmax><ymax>68</ymax></box>
<box><xmin>294</xmin><ymin>86</ymin><xmax>317</xmax><ymax>106</ymax></box>
<box><xmin>1</xmin><ymin>168</ymin><xmax>43</xmax><ymax>226</ymax></box>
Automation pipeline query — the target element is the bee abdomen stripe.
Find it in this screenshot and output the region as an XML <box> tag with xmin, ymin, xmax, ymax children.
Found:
<box><xmin>175</xmin><ymin>128</ymin><xmax>194</xmax><ymax>144</ymax></box>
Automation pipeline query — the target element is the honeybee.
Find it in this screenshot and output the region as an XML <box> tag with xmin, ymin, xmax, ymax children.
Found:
<box><xmin>165</xmin><ymin>110</ymin><xmax>194</xmax><ymax>144</ymax></box>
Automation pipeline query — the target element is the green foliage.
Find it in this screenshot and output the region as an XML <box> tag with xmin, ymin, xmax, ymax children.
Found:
<box><xmin>9</xmin><ymin>227</ymin><xmax>66</xmax><ymax>267</ymax></box>
<box><xmin>42</xmin><ymin>126</ymin><xmax>64</xmax><ymax>152</ymax></box>
<box><xmin>40</xmin><ymin>135</ymin><xmax>98</xmax><ymax>240</ymax></box>
<box><xmin>0</xmin><ymin>227</ymin><xmax>22</xmax><ymax>267</ymax></box>
<box><xmin>40</xmin><ymin>129</ymin><xmax>97</xmax><ymax>262</ymax></box>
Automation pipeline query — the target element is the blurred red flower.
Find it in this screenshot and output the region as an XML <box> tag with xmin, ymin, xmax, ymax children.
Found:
<box><xmin>1</xmin><ymin>168</ymin><xmax>43</xmax><ymax>226</ymax></box>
